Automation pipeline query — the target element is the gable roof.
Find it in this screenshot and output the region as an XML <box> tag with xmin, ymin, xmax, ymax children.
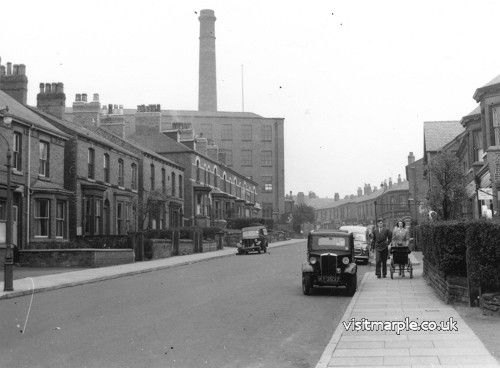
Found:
<box><xmin>29</xmin><ymin>107</ymin><xmax>139</xmax><ymax>159</ymax></box>
<box><xmin>424</xmin><ymin>121</ymin><xmax>464</xmax><ymax>152</ymax></box>
<box><xmin>0</xmin><ymin>90</ymin><xmax>67</xmax><ymax>138</ymax></box>
<box><xmin>128</xmin><ymin>131</ymin><xmax>258</xmax><ymax>186</ymax></box>
<box><xmin>473</xmin><ymin>74</ymin><xmax>500</xmax><ymax>101</ymax></box>
<box><xmin>93</xmin><ymin>127</ymin><xmax>184</xmax><ymax>171</ymax></box>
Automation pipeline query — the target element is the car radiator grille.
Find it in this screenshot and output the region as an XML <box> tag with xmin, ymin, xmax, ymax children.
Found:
<box><xmin>320</xmin><ymin>254</ymin><xmax>337</xmax><ymax>275</ymax></box>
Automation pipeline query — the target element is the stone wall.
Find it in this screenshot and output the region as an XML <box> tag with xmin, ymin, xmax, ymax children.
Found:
<box><xmin>423</xmin><ymin>260</ymin><xmax>469</xmax><ymax>304</ymax></box>
<box><xmin>19</xmin><ymin>249</ymin><xmax>134</xmax><ymax>268</ymax></box>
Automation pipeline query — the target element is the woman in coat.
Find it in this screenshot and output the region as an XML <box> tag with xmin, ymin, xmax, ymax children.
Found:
<box><xmin>391</xmin><ymin>219</ymin><xmax>409</xmax><ymax>276</ymax></box>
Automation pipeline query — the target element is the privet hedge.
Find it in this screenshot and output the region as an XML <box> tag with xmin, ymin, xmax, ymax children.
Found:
<box><xmin>417</xmin><ymin>220</ymin><xmax>500</xmax><ymax>292</ymax></box>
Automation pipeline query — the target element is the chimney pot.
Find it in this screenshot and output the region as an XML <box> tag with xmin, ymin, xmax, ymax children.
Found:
<box><xmin>6</xmin><ymin>62</ymin><xmax>12</xmax><ymax>75</ymax></box>
<box><xmin>51</xmin><ymin>82</ymin><xmax>57</xmax><ymax>93</ymax></box>
<box><xmin>12</xmin><ymin>64</ymin><xmax>19</xmax><ymax>75</ymax></box>
<box><xmin>82</xmin><ymin>93</ymin><xmax>87</xmax><ymax>102</ymax></box>
<box><xmin>39</xmin><ymin>83</ymin><xmax>45</xmax><ymax>94</ymax></box>
<box><xmin>93</xmin><ymin>93</ymin><xmax>99</xmax><ymax>102</ymax></box>
<box><xmin>45</xmin><ymin>83</ymin><xmax>52</xmax><ymax>93</ymax></box>
<box><xmin>0</xmin><ymin>65</ymin><xmax>5</xmax><ymax>76</ymax></box>
<box><xmin>75</xmin><ymin>93</ymin><xmax>81</xmax><ymax>102</ymax></box>
<box><xmin>56</xmin><ymin>82</ymin><xmax>64</xmax><ymax>93</ymax></box>
<box><xmin>18</xmin><ymin>64</ymin><xmax>26</xmax><ymax>75</ymax></box>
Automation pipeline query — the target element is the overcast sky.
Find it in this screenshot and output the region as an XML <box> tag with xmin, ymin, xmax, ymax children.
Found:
<box><xmin>2</xmin><ymin>0</ymin><xmax>499</xmax><ymax>198</ymax></box>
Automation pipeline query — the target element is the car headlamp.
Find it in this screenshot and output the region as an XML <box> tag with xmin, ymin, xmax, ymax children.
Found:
<box><xmin>310</xmin><ymin>257</ymin><xmax>317</xmax><ymax>265</ymax></box>
<box><xmin>342</xmin><ymin>257</ymin><xmax>349</xmax><ymax>265</ymax></box>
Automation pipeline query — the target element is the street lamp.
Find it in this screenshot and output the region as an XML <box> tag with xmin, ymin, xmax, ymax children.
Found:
<box><xmin>0</xmin><ymin>106</ymin><xmax>13</xmax><ymax>291</ymax></box>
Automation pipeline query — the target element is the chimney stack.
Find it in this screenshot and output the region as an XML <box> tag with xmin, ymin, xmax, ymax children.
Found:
<box><xmin>198</xmin><ymin>9</ymin><xmax>217</xmax><ymax>111</ymax></box>
<box><xmin>334</xmin><ymin>193</ymin><xmax>339</xmax><ymax>201</ymax></box>
<box><xmin>408</xmin><ymin>152</ymin><xmax>415</xmax><ymax>165</ymax></box>
<box><xmin>397</xmin><ymin>174</ymin><xmax>402</xmax><ymax>184</ymax></box>
<box><xmin>37</xmin><ymin>81</ymin><xmax>66</xmax><ymax>119</ymax></box>
<box><xmin>357</xmin><ymin>187</ymin><xmax>363</xmax><ymax>197</ymax></box>
<box><xmin>389</xmin><ymin>177</ymin><xmax>393</xmax><ymax>187</ymax></box>
<box><xmin>72</xmin><ymin>92</ymin><xmax>101</xmax><ymax>127</ymax></box>
<box><xmin>0</xmin><ymin>60</ymin><xmax>28</xmax><ymax>104</ymax></box>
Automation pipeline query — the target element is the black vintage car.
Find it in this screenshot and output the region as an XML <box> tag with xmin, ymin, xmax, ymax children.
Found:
<box><xmin>237</xmin><ymin>225</ymin><xmax>269</xmax><ymax>254</ymax></box>
<box><xmin>302</xmin><ymin>230</ymin><xmax>357</xmax><ymax>296</ymax></box>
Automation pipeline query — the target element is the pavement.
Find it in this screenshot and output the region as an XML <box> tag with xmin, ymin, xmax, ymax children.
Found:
<box><xmin>316</xmin><ymin>253</ymin><xmax>500</xmax><ymax>368</ymax></box>
<box><xmin>0</xmin><ymin>239</ymin><xmax>304</xmax><ymax>300</ymax></box>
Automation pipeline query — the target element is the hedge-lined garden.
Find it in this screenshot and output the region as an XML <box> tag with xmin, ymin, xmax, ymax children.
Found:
<box><xmin>417</xmin><ymin>220</ymin><xmax>500</xmax><ymax>295</ymax></box>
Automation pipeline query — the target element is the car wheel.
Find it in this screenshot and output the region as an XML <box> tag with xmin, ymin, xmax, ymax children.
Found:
<box><xmin>302</xmin><ymin>274</ymin><xmax>312</xmax><ymax>295</ymax></box>
<box><xmin>346</xmin><ymin>274</ymin><xmax>357</xmax><ymax>296</ymax></box>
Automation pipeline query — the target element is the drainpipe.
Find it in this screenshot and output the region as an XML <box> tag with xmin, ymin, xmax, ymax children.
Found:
<box><xmin>26</xmin><ymin>125</ymin><xmax>33</xmax><ymax>248</ymax></box>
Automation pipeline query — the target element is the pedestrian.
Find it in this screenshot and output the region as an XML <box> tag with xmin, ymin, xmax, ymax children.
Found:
<box><xmin>371</xmin><ymin>218</ymin><xmax>392</xmax><ymax>278</ymax></box>
<box><xmin>391</xmin><ymin>219</ymin><xmax>409</xmax><ymax>277</ymax></box>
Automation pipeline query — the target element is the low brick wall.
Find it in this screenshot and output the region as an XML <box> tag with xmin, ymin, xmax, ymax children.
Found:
<box><xmin>423</xmin><ymin>260</ymin><xmax>469</xmax><ymax>304</ymax></box>
<box><xmin>480</xmin><ymin>293</ymin><xmax>500</xmax><ymax>315</ymax></box>
<box><xmin>19</xmin><ymin>249</ymin><xmax>135</xmax><ymax>268</ymax></box>
<box><xmin>146</xmin><ymin>239</ymin><xmax>173</xmax><ymax>260</ymax></box>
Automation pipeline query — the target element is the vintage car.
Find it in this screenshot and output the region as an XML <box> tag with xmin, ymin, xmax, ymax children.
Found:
<box><xmin>237</xmin><ymin>225</ymin><xmax>269</xmax><ymax>254</ymax></box>
<box><xmin>302</xmin><ymin>230</ymin><xmax>357</xmax><ymax>296</ymax></box>
<box><xmin>339</xmin><ymin>225</ymin><xmax>370</xmax><ymax>264</ymax></box>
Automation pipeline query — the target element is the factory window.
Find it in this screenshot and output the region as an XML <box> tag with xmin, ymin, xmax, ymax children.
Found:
<box><xmin>242</xmin><ymin>125</ymin><xmax>252</xmax><ymax>141</ymax></box>
<box><xmin>262</xmin><ymin>176</ymin><xmax>273</xmax><ymax>192</ymax></box>
<box><xmin>262</xmin><ymin>125</ymin><xmax>272</xmax><ymax>141</ymax></box>
<box><xmin>241</xmin><ymin>150</ymin><xmax>252</xmax><ymax>166</ymax></box>
<box><xmin>261</xmin><ymin>150</ymin><xmax>272</xmax><ymax>166</ymax></box>
<box><xmin>221</xmin><ymin>124</ymin><xmax>232</xmax><ymax>140</ymax></box>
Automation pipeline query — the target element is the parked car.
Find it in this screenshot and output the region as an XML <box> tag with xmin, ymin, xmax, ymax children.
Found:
<box><xmin>237</xmin><ymin>225</ymin><xmax>269</xmax><ymax>255</ymax></box>
<box><xmin>339</xmin><ymin>225</ymin><xmax>370</xmax><ymax>264</ymax></box>
<box><xmin>302</xmin><ymin>230</ymin><xmax>357</xmax><ymax>296</ymax></box>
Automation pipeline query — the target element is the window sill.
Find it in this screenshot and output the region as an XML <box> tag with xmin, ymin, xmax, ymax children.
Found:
<box><xmin>33</xmin><ymin>236</ymin><xmax>49</xmax><ymax>239</ymax></box>
<box><xmin>87</xmin><ymin>178</ymin><xmax>96</xmax><ymax>182</ymax></box>
<box><xmin>118</xmin><ymin>186</ymin><xmax>125</xmax><ymax>190</ymax></box>
<box><xmin>37</xmin><ymin>175</ymin><xmax>51</xmax><ymax>181</ymax></box>
<box><xmin>132</xmin><ymin>189</ymin><xmax>138</xmax><ymax>193</ymax></box>
<box><xmin>12</xmin><ymin>169</ymin><xmax>23</xmax><ymax>176</ymax></box>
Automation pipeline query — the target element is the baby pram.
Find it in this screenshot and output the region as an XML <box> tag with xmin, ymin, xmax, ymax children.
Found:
<box><xmin>389</xmin><ymin>246</ymin><xmax>413</xmax><ymax>279</ymax></box>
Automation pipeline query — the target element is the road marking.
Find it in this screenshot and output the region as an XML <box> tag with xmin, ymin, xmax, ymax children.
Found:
<box><xmin>20</xmin><ymin>277</ymin><xmax>35</xmax><ymax>334</ymax></box>
<box><xmin>314</xmin><ymin>272</ymin><xmax>369</xmax><ymax>368</ymax></box>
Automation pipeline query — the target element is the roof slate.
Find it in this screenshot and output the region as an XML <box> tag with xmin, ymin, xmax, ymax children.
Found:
<box><xmin>0</xmin><ymin>90</ymin><xmax>67</xmax><ymax>138</ymax></box>
<box><xmin>424</xmin><ymin>121</ymin><xmax>464</xmax><ymax>152</ymax></box>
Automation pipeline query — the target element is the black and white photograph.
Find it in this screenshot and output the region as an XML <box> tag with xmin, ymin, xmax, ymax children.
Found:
<box><xmin>1</xmin><ymin>1</ymin><xmax>500</xmax><ymax>367</ymax></box>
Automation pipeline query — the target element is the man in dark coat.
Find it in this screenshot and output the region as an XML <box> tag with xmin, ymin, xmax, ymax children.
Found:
<box><xmin>371</xmin><ymin>218</ymin><xmax>392</xmax><ymax>278</ymax></box>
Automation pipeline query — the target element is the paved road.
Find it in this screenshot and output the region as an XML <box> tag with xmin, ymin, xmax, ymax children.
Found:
<box><xmin>1</xmin><ymin>241</ymin><xmax>369</xmax><ymax>368</ymax></box>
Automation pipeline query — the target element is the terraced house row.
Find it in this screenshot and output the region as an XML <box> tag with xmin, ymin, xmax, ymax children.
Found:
<box><xmin>315</xmin><ymin>175</ymin><xmax>410</xmax><ymax>229</ymax></box>
<box><xmin>407</xmin><ymin>74</ymin><xmax>500</xmax><ymax>222</ymax></box>
<box><xmin>0</xmin><ymin>59</ymin><xmax>259</xmax><ymax>258</ymax></box>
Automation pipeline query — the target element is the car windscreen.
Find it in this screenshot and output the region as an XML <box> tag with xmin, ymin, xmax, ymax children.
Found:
<box><xmin>311</xmin><ymin>236</ymin><xmax>349</xmax><ymax>251</ymax></box>
<box><xmin>353</xmin><ymin>233</ymin><xmax>366</xmax><ymax>242</ymax></box>
<box><xmin>242</xmin><ymin>230</ymin><xmax>260</xmax><ymax>239</ymax></box>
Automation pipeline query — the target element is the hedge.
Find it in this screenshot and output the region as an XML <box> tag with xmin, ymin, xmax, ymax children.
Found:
<box><xmin>226</xmin><ymin>218</ymin><xmax>274</xmax><ymax>230</ymax></box>
<box><xmin>417</xmin><ymin>220</ymin><xmax>500</xmax><ymax>292</ymax></box>
<box><xmin>143</xmin><ymin>227</ymin><xmax>223</xmax><ymax>241</ymax></box>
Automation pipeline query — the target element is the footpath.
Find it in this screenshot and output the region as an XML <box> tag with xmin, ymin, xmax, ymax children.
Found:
<box><xmin>316</xmin><ymin>254</ymin><xmax>500</xmax><ymax>368</ymax></box>
<box><xmin>0</xmin><ymin>239</ymin><xmax>303</xmax><ymax>300</ymax></box>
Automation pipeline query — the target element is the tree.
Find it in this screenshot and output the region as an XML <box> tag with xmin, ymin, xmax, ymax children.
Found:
<box><xmin>308</xmin><ymin>191</ymin><xmax>317</xmax><ymax>199</ymax></box>
<box><xmin>137</xmin><ymin>190</ymin><xmax>170</xmax><ymax>230</ymax></box>
<box><xmin>292</xmin><ymin>203</ymin><xmax>316</xmax><ymax>232</ymax></box>
<box><xmin>427</xmin><ymin>152</ymin><xmax>467</xmax><ymax>220</ymax></box>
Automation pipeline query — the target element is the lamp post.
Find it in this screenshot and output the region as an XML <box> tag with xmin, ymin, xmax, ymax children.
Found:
<box><xmin>0</xmin><ymin>106</ymin><xmax>13</xmax><ymax>291</ymax></box>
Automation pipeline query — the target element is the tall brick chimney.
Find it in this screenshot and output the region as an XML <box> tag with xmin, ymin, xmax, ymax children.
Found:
<box><xmin>198</xmin><ymin>9</ymin><xmax>217</xmax><ymax>111</ymax></box>
<box><xmin>408</xmin><ymin>152</ymin><xmax>415</xmax><ymax>165</ymax></box>
<box><xmin>0</xmin><ymin>59</ymin><xmax>28</xmax><ymax>104</ymax></box>
<box><xmin>37</xmin><ymin>82</ymin><xmax>66</xmax><ymax>119</ymax></box>
<box><xmin>72</xmin><ymin>92</ymin><xmax>101</xmax><ymax>127</ymax></box>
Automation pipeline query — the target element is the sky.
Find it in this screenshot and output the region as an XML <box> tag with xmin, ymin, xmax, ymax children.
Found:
<box><xmin>1</xmin><ymin>0</ymin><xmax>499</xmax><ymax>198</ymax></box>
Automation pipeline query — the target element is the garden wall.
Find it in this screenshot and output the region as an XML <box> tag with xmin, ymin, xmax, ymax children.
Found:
<box><xmin>18</xmin><ymin>249</ymin><xmax>135</xmax><ymax>268</ymax></box>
